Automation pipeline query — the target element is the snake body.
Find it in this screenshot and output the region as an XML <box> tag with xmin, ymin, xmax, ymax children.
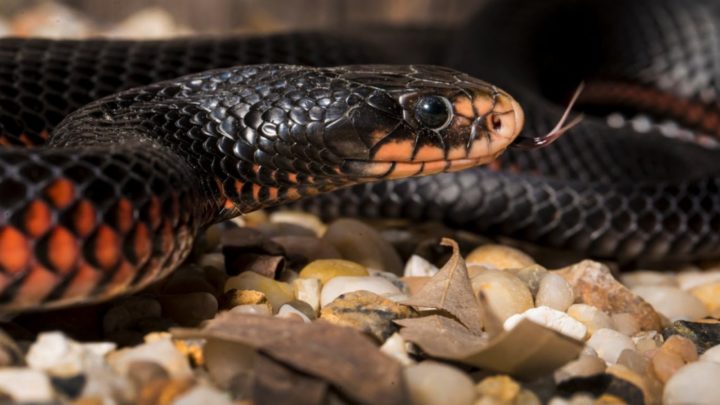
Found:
<box><xmin>2</xmin><ymin>0</ymin><xmax>720</xmax><ymax>310</ymax></box>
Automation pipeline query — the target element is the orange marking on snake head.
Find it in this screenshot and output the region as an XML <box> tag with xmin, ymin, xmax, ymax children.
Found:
<box><xmin>92</xmin><ymin>225</ymin><xmax>120</xmax><ymax>270</ymax></box>
<box><xmin>24</xmin><ymin>200</ymin><xmax>52</xmax><ymax>237</ymax></box>
<box><xmin>45</xmin><ymin>179</ymin><xmax>75</xmax><ymax>209</ymax></box>
<box><xmin>386</xmin><ymin>162</ymin><xmax>423</xmax><ymax>179</ymax></box>
<box><xmin>72</xmin><ymin>200</ymin><xmax>96</xmax><ymax>237</ymax></box>
<box><xmin>131</xmin><ymin>223</ymin><xmax>151</xmax><ymax>266</ymax></box>
<box><xmin>114</xmin><ymin>199</ymin><xmax>134</xmax><ymax>233</ymax></box>
<box><xmin>412</xmin><ymin>145</ymin><xmax>445</xmax><ymax>161</ymax></box>
<box><xmin>15</xmin><ymin>265</ymin><xmax>58</xmax><ymax>305</ymax></box>
<box><xmin>362</xmin><ymin>162</ymin><xmax>393</xmax><ymax>177</ymax></box>
<box><xmin>473</xmin><ymin>93</ymin><xmax>495</xmax><ymax>116</ymax></box>
<box><xmin>47</xmin><ymin>227</ymin><xmax>79</xmax><ymax>274</ymax></box>
<box><xmin>453</xmin><ymin>96</ymin><xmax>474</xmax><ymax>118</ymax></box>
<box><xmin>0</xmin><ymin>227</ymin><xmax>30</xmax><ymax>274</ymax></box>
<box><xmin>373</xmin><ymin>140</ymin><xmax>415</xmax><ymax>161</ymax></box>
<box><xmin>287</xmin><ymin>173</ymin><xmax>298</xmax><ymax>183</ymax></box>
<box><xmin>62</xmin><ymin>263</ymin><xmax>101</xmax><ymax>300</ymax></box>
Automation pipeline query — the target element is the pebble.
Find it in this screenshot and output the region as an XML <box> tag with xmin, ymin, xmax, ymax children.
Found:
<box><xmin>51</xmin><ymin>374</ymin><xmax>86</xmax><ymax>399</ymax></box>
<box><xmin>292</xmin><ymin>278</ymin><xmax>321</xmax><ymax>313</ymax></box>
<box><xmin>320</xmin><ymin>291</ymin><xmax>414</xmax><ymax>341</ymax></box>
<box><xmin>650</xmin><ymin>349</ymin><xmax>684</xmax><ymax>383</ymax></box>
<box><xmin>632</xmin><ymin>331</ymin><xmax>663</xmax><ymax>353</ymax></box>
<box><xmin>107</xmin><ymin>337</ymin><xmax>192</xmax><ymax>379</ymax></box>
<box><xmin>26</xmin><ymin>332</ymin><xmax>115</xmax><ymax>377</ymax></box>
<box><xmin>126</xmin><ymin>361</ymin><xmax>170</xmax><ymax>388</ymax></box>
<box><xmin>475</xmin><ymin>375</ymin><xmax>521</xmax><ymax>403</ymax></box>
<box><xmin>404</xmin><ymin>255</ymin><xmax>440</xmax><ymax>277</ymax></box>
<box><xmin>566</xmin><ymin>304</ymin><xmax>613</xmax><ymax>335</ymax></box>
<box><xmin>299</xmin><ymin>259</ymin><xmax>368</xmax><ymax>284</ymax></box>
<box><xmin>662</xmin><ymin>320</ymin><xmax>720</xmax><ymax>353</ymax></box>
<box><xmin>606</xmin><ymin>364</ymin><xmax>654</xmax><ymax>405</ymax></box>
<box><xmin>632</xmin><ymin>285</ymin><xmax>709</xmax><ymax>321</ymax></box>
<box><xmin>220</xmin><ymin>289</ymin><xmax>267</xmax><ymax>309</ymax></box>
<box><xmin>505</xmin><ymin>264</ymin><xmax>548</xmax><ymax>295</ymax></box>
<box><xmin>662</xmin><ymin>335</ymin><xmax>698</xmax><ymax>362</ymax></box>
<box><xmin>535</xmin><ymin>273</ymin><xmax>574</xmax><ymax>312</ymax></box>
<box><xmin>157</xmin><ymin>292</ymin><xmax>218</xmax><ymax>326</ymax></box>
<box><xmin>404</xmin><ymin>361</ymin><xmax>476</xmax><ymax>405</ymax></box>
<box><xmin>322</xmin><ymin>219</ymin><xmax>404</xmax><ymax>275</ymax></box>
<box><xmin>616</xmin><ymin>349</ymin><xmax>650</xmax><ymax>376</ymax></box>
<box><xmin>465</xmin><ymin>244</ymin><xmax>535</xmax><ymax>269</ymax></box>
<box><xmin>504</xmin><ymin>306</ymin><xmax>587</xmax><ymax>340</ymax></box>
<box><xmin>103</xmin><ymin>296</ymin><xmax>162</xmax><ymax>334</ymax></box>
<box><xmin>380</xmin><ymin>333</ymin><xmax>415</xmax><ymax>366</ymax></box>
<box><xmin>277</xmin><ymin>303</ymin><xmax>312</xmax><ymax>322</ymax></box>
<box><xmin>368</xmin><ymin>269</ymin><xmax>409</xmax><ymax>294</ymax></box>
<box><xmin>620</xmin><ymin>271</ymin><xmax>677</xmax><ymax>289</ymax></box>
<box><xmin>689</xmin><ymin>281</ymin><xmax>720</xmax><ymax>317</ymax></box>
<box><xmin>160</xmin><ymin>265</ymin><xmax>217</xmax><ymax>295</ymax></box>
<box><xmin>471</xmin><ymin>268</ymin><xmax>534</xmax><ymax>321</ymax></box>
<box><xmin>269</xmin><ymin>211</ymin><xmax>326</xmax><ymax>235</ymax></box>
<box><xmin>0</xmin><ymin>368</ymin><xmax>54</xmax><ymax>402</ymax></box>
<box><xmin>228</xmin><ymin>304</ymin><xmax>273</xmax><ymax>316</ymax></box>
<box><xmin>663</xmin><ymin>361</ymin><xmax>720</xmax><ymax>405</ymax></box>
<box><xmin>554</xmin><ymin>354</ymin><xmax>607</xmax><ymax>383</ymax></box>
<box><xmin>320</xmin><ymin>276</ymin><xmax>403</xmax><ymax>307</ymax></box>
<box><xmin>224</xmin><ymin>272</ymin><xmax>293</xmax><ymax>312</ymax></box>
<box><xmin>676</xmin><ymin>269</ymin><xmax>720</xmax><ymax>290</ymax></box>
<box><xmin>700</xmin><ymin>344</ymin><xmax>720</xmax><ymax>363</ymax></box>
<box><xmin>198</xmin><ymin>253</ymin><xmax>225</xmax><ymax>272</ymax></box>
<box><xmin>586</xmin><ymin>328</ymin><xmax>636</xmax><ymax>364</ymax></box>
<box><xmin>610</xmin><ymin>313</ymin><xmax>640</xmax><ymax>336</ymax></box>
<box><xmin>271</xmin><ymin>235</ymin><xmax>341</xmax><ymax>263</ymax></box>
<box><xmin>172</xmin><ymin>384</ymin><xmax>234</xmax><ymax>405</ymax></box>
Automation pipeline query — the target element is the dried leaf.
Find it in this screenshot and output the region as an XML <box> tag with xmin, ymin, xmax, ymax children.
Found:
<box><xmin>396</xmin><ymin>316</ymin><xmax>583</xmax><ymax>380</ymax></box>
<box><xmin>173</xmin><ymin>313</ymin><xmax>407</xmax><ymax>405</ymax></box>
<box><xmin>400</xmin><ymin>238</ymin><xmax>484</xmax><ymax>334</ymax></box>
<box><xmin>254</xmin><ymin>354</ymin><xmax>327</xmax><ymax>405</ymax></box>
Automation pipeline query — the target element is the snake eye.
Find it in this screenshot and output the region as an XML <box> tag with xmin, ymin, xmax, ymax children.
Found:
<box><xmin>415</xmin><ymin>96</ymin><xmax>452</xmax><ymax>130</ymax></box>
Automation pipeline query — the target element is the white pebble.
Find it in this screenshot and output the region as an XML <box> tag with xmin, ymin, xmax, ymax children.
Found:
<box><xmin>586</xmin><ymin>328</ymin><xmax>636</xmax><ymax>364</ymax></box>
<box><xmin>621</xmin><ymin>271</ymin><xmax>677</xmax><ymax>288</ymax></box>
<box><xmin>26</xmin><ymin>332</ymin><xmax>115</xmax><ymax>377</ymax></box>
<box><xmin>380</xmin><ymin>333</ymin><xmax>415</xmax><ymax>366</ymax></box>
<box><xmin>471</xmin><ymin>268</ymin><xmax>534</xmax><ymax>321</ymax></box>
<box><xmin>0</xmin><ymin>368</ymin><xmax>53</xmax><ymax>402</ymax></box>
<box><xmin>404</xmin><ymin>255</ymin><xmax>440</xmax><ymax>277</ymax></box>
<box><xmin>535</xmin><ymin>273</ymin><xmax>574</xmax><ymax>311</ymax></box>
<box><xmin>677</xmin><ymin>269</ymin><xmax>720</xmax><ymax>290</ymax></box>
<box><xmin>173</xmin><ymin>384</ymin><xmax>234</xmax><ymax>405</ymax></box>
<box><xmin>107</xmin><ymin>337</ymin><xmax>192</xmax><ymax>379</ymax></box>
<box><xmin>700</xmin><ymin>344</ymin><xmax>720</xmax><ymax>364</ymax></box>
<box><xmin>504</xmin><ymin>306</ymin><xmax>587</xmax><ymax>340</ymax></box>
<box><xmin>610</xmin><ymin>313</ymin><xmax>640</xmax><ymax>336</ymax></box>
<box><xmin>293</xmin><ymin>277</ymin><xmax>321</xmax><ymax>312</ymax></box>
<box><xmin>554</xmin><ymin>354</ymin><xmax>606</xmax><ymax>383</ymax></box>
<box><xmin>566</xmin><ymin>304</ymin><xmax>613</xmax><ymax>335</ymax></box>
<box><xmin>663</xmin><ymin>361</ymin><xmax>720</xmax><ymax>405</ymax></box>
<box><xmin>276</xmin><ymin>304</ymin><xmax>311</xmax><ymax>322</ymax></box>
<box><xmin>404</xmin><ymin>361</ymin><xmax>475</xmax><ymax>405</ymax></box>
<box><xmin>632</xmin><ymin>285</ymin><xmax>709</xmax><ymax>321</ymax></box>
<box><xmin>229</xmin><ymin>304</ymin><xmax>272</xmax><ymax>316</ymax></box>
<box><xmin>320</xmin><ymin>276</ymin><xmax>402</xmax><ymax>307</ymax></box>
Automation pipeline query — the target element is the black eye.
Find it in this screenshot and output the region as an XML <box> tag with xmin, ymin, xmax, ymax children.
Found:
<box><xmin>415</xmin><ymin>96</ymin><xmax>451</xmax><ymax>129</ymax></box>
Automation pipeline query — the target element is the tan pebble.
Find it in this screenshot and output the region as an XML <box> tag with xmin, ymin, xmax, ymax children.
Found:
<box><xmin>380</xmin><ymin>333</ymin><xmax>415</xmax><ymax>366</ymax></box>
<box><xmin>224</xmin><ymin>272</ymin><xmax>293</xmax><ymax>312</ymax></box>
<box><xmin>292</xmin><ymin>278</ymin><xmax>321</xmax><ymax>313</ymax></box>
<box><xmin>198</xmin><ymin>252</ymin><xmax>225</xmax><ymax>271</ymax></box>
<box><xmin>236</xmin><ymin>210</ymin><xmax>268</xmax><ymax>227</ymax></box>
<box><xmin>322</xmin><ymin>219</ymin><xmax>404</xmax><ymax>274</ymax></box>
<box><xmin>621</xmin><ymin>271</ymin><xmax>678</xmax><ymax>288</ymax></box>
<box><xmin>661</xmin><ymin>335</ymin><xmax>698</xmax><ymax>362</ymax></box>
<box><xmin>320</xmin><ymin>291</ymin><xmax>414</xmax><ymax>341</ymax></box>
<box><xmin>403</xmin><ymin>255</ymin><xmax>440</xmax><ymax>277</ymax></box>
<box><xmin>228</xmin><ymin>304</ymin><xmax>272</xmax><ymax>316</ymax></box>
<box><xmin>404</xmin><ymin>361</ymin><xmax>475</xmax><ymax>405</ymax></box>
<box><xmin>690</xmin><ymin>281</ymin><xmax>720</xmax><ymax>317</ymax></box>
<box><xmin>137</xmin><ymin>378</ymin><xmax>195</xmax><ymax>405</ymax></box>
<box><xmin>632</xmin><ymin>285</ymin><xmax>708</xmax><ymax>321</ymax></box>
<box><xmin>107</xmin><ymin>337</ymin><xmax>192</xmax><ymax>379</ymax></box>
<box><xmin>471</xmin><ymin>268</ymin><xmax>534</xmax><ymax>321</ymax></box>
<box><xmin>299</xmin><ymin>259</ymin><xmax>368</xmax><ymax>284</ymax></box>
<box><xmin>320</xmin><ymin>276</ymin><xmax>402</xmax><ymax>307</ymax></box>
<box><xmin>566</xmin><ymin>304</ymin><xmax>613</xmax><ymax>335</ymax></box>
<box><xmin>505</xmin><ymin>264</ymin><xmax>548</xmax><ymax>295</ymax></box>
<box><xmin>276</xmin><ymin>303</ymin><xmax>312</xmax><ymax>322</ymax></box>
<box><xmin>221</xmin><ymin>289</ymin><xmax>267</xmax><ymax>309</ymax></box>
<box><xmin>475</xmin><ymin>375</ymin><xmax>521</xmax><ymax>403</ymax></box>
<box><xmin>466</xmin><ymin>244</ymin><xmax>535</xmax><ymax>269</ymax></box>
<box><xmin>651</xmin><ymin>349</ymin><xmax>685</xmax><ymax>383</ymax></box>
<box><xmin>515</xmin><ymin>389</ymin><xmax>542</xmax><ymax>405</ymax></box>
<box><xmin>617</xmin><ymin>348</ymin><xmax>649</xmax><ymax>375</ymax></box>
<box><xmin>0</xmin><ymin>368</ymin><xmax>53</xmax><ymax>402</ymax></box>
<box><xmin>173</xmin><ymin>384</ymin><xmax>234</xmax><ymax>405</ymax></box>
<box><xmin>632</xmin><ymin>331</ymin><xmax>663</xmax><ymax>354</ymax></box>
<box><xmin>611</xmin><ymin>313</ymin><xmax>641</xmax><ymax>336</ymax></box>
<box><xmin>126</xmin><ymin>361</ymin><xmax>170</xmax><ymax>388</ymax></box>
<box><xmin>554</xmin><ymin>354</ymin><xmax>606</xmax><ymax>383</ymax></box>
<box><xmin>677</xmin><ymin>269</ymin><xmax>720</xmax><ymax>290</ymax></box>
<box><xmin>269</xmin><ymin>210</ymin><xmax>326</xmax><ymax>235</ymax></box>
<box><xmin>535</xmin><ymin>273</ymin><xmax>574</xmax><ymax>311</ymax></box>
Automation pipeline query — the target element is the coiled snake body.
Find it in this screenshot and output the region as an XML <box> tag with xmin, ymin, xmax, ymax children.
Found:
<box><xmin>1</xmin><ymin>0</ymin><xmax>720</xmax><ymax>310</ymax></box>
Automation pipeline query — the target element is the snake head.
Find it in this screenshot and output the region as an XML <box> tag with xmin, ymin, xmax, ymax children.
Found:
<box><xmin>325</xmin><ymin>65</ymin><xmax>524</xmax><ymax>180</ymax></box>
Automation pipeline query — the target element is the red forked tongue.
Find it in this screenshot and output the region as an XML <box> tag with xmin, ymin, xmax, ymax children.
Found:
<box><xmin>511</xmin><ymin>83</ymin><xmax>584</xmax><ymax>149</ymax></box>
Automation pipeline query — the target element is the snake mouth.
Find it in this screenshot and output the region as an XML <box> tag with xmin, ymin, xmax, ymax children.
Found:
<box><xmin>341</xmin><ymin>155</ymin><xmax>499</xmax><ymax>180</ymax></box>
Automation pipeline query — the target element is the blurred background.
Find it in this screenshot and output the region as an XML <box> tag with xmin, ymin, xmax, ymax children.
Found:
<box><xmin>0</xmin><ymin>0</ymin><xmax>486</xmax><ymax>38</ymax></box>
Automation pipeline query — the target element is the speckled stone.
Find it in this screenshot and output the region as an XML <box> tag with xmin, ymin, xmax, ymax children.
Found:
<box><xmin>320</xmin><ymin>276</ymin><xmax>403</xmax><ymax>307</ymax></box>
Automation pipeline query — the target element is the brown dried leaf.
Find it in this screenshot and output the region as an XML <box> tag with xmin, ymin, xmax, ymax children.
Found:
<box><xmin>401</xmin><ymin>238</ymin><xmax>484</xmax><ymax>334</ymax></box>
<box><xmin>173</xmin><ymin>313</ymin><xmax>407</xmax><ymax>405</ymax></box>
<box><xmin>397</xmin><ymin>316</ymin><xmax>583</xmax><ymax>379</ymax></box>
<box><xmin>254</xmin><ymin>354</ymin><xmax>327</xmax><ymax>405</ymax></box>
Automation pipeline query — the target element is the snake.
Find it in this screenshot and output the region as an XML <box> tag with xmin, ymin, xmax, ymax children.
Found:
<box><xmin>0</xmin><ymin>0</ymin><xmax>719</xmax><ymax>310</ymax></box>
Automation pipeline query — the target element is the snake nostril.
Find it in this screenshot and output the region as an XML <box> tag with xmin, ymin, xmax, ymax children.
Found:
<box><xmin>491</xmin><ymin>115</ymin><xmax>503</xmax><ymax>131</ymax></box>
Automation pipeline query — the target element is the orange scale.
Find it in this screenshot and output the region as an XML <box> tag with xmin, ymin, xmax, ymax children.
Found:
<box><xmin>24</xmin><ymin>199</ymin><xmax>52</xmax><ymax>237</ymax></box>
<box><xmin>47</xmin><ymin>227</ymin><xmax>79</xmax><ymax>275</ymax></box>
<box><xmin>71</xmin><ymin>200</ymin><xmax>97</xmax><ymax>237</ymax></box>
<box><xmin>61</xmin><ymin>262</ymin><xmax>101</xmax><ymax>301</ymax></box>
<box><xmin>0</xmin><ymin>227</ymin><xmax>30</xmax><ymax>274</ymax></box>
<box><xmin>44</xmin><ymin>178</ymin><xmax>75</xmax><ymax>209</ymax></box>
<box><xmin>14</xmin><ymin>265</ymin><xmax>59</xmax><ymax>306</ymax></box>
<box><xmin>92</xmin><ymin>225</ymin><xmax>121</xmax><ymax>270</ymax></box>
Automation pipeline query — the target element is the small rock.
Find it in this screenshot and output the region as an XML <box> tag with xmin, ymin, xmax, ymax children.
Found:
<box><xmin>566</xmin><ymin>304</ymin><xmax>613</xmax><ymax>336</ymax></box>
<box><xmin>323</xmin><ymin>219</ymin><xmax>404</xmax><ymax>275</ymax></box>
<box><xmin>292</xmin><ymin>278</ymin><xmax>321</xmax><ymax>313</ymax></box>
<box><xmin>269</xmin><ymin>211</ymin><xmax>326</xmax><ymax>235</ymax></box>
<box><xmin>465</xmin><ymin>244</ymin><xmax>535</xmax><ymax>269</ymax></box>
<box><xmin>610</xmin><ymin>313</ymin><xmax>640</xmax><ymax>336</ymax></box>
<box><xmin>126</xmin><ymin>361</ymin><xmax>170</xmax><ymax>388</ymax></box>
<box><xmin>620</xmin><ymin>271</ymin><xmax>677</xmax><ymax>288</ymax></box>
<box><xmin>404</xmin><ymin>255</ymin><xmax>440</xmax><ymax>277</ymax></box>
<box><xmin>320</xmin><ymin>291</ymin><xmax>414</xmax><ymax>341</ymax></box>
<box><xmin>224</xmin><ymin>272</ymin><xmax>293</xmax><ymax>312</ymax></box>
<box><xmin>26</xmin><ymin>332</ymin><xmax>115</xmax><ymax>377</ymax></box>
<box><xmin>220</xmin><ymin>289</ymin><xmax>267</xmax><ymax>309</ymax></box>
<box><xmin>471</xmin><ymin>268</ymin><xmax>534</xmax><ymax>321</ymax></box>
<box><xmin>557</xmin><ymin>260</ymin><xmax>661</xmax><ymax>331</ymax></box>
<box><xmin>650</xmin><ymin>349</ymin><xmax>684</xmax><ymax>383</ymax></box>
<box><xmin>198</xmin><ymin>252</ymin><xmax>225</xmax><ymax>271</ymax></box>
<box><xmin>299</xmin><ymin>259</ymin><xmax>368</xmax><ymax>284</ymax></box>
<box><xmin>380</xmin><ymin>333</ymin><xmax>415</xmax><ymax>366</ymax></box>
<box><xmin>368</xmin><ymin>269</ymin><xmax>409</xmax><ymax>294</ymax></box>
<box><xmin>320</xmin><ymin>276</ymin><xmax>403</xmax><ymax>307</ymax></box>
<box><xmin>616</xmin><ymin>349</ymin><xmax>650</xmax><ymax>376</ymax></box>
<box><xmin>677</xmin><ymin>269</ymin><xmax>720</xmax><ymax>290</ymax></box>
<box><xmin>51</xmin><ymin>374</ymin><xmax>86</xmax><ymax>399</ymax></box>
<box><xmin>662</xmin><ymin>320</ymin><xmax>720</xmax><ymax>353</ymax></box>
<box><xmin>586</xmin><ymin>329</ymin><xmax>636</xmax><ymax>364</ymax></box>
<box><xmin>228</xmin><ymin>304</ymin><xmax>272</xmax><ymax>316</ymax></box>
<box><xmin>404</xmin><ymin>361</ymin><xmax>476</xmax><ymax>405</ymax></box>
<box><xmin>535</xmin><ymin>273</ymin><xmax>574</xmax><ymax>312</ymax></box>
<box><xmin>632</xmin><ymin>285</ymin><xmax>708</xmax><ymax>321</ymax></box>
<box><xmin>276</xmin><ymin>304</ymin><xmax>312</xmax><ymax>322</ymax></box>
<box><xmin>554</xmin><ymin>354</ymin><xmax>607</xmax><ymax>383</ymax></box>
<box><xmin>663</xmin><ymin>361</ymin><xmax>720</xmax><ymax>405</ymax></box>
<box><xmin>662</xmin><ymin>335</ymin><xmax>698</xmax><ymax>363</ymax></box>
<box><xmin>505</xmin><ymin>306</ymin><xmax>587</xmax><ymax>340</ymax></box>
<box><xmin>505</xmin><ymin>264</ymin><xmax>548</xmax><ymax>295</ymax></box>
<box><xmin>632</xmin><ymin>331</ymin><xmax>663</xmax><ymax>354</ymax></box>
<box><xmin>172</xmin><ymin>384</ymin><xmax>234</xmax><ymax>405</ymax></box>
<box><xmin>700</xmin><ymin>344</ymin><xmax>720</xmax><ymax>363</ymax></box>
<box><xmin>107</xmin><ymin>337</ymin><xmax>192</xmax><ymax>379</ymax></box>
<box><xmin>689</xmin><ymin>281</ymin><xmax>720</xmax><ymax>318</ymax></box>
<box><xmin>475</xmin><ymin>375</ymin><xmax>521</xmax><ymax>403</ymax></box>
<box><xmin>157</xmin><ymin>292</ymin><xmax>218</xmax><ymax>326</ymax></box>
<box><xmin>256</xmin><ymin>221</ymin><xmax>317</xmax><ymax>238</ymax></box>
<box><xmin>0</xmin><ymin>368</ymin><xmax>53</xmax><ymax>402</ymax></box>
